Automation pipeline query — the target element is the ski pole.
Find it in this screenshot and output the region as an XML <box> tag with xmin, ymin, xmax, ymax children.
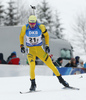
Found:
<box><xmin>22</xmin><ymin>53</ymin><xmax>25</xmax><ymax>66</ymax></box>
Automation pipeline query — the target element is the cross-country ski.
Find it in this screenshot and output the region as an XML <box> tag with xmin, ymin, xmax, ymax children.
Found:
<box><xmin>20</xmin><ymin>90</ymin><xmax>41</xmax><ymax>94</ymax></box>
<box><xmin>63</xmin><ymin>86</ymin><xmax>80</xmax><ymax>90</ymax></box>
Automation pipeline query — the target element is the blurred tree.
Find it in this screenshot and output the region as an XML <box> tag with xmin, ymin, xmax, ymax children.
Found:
<box><xmin>0</xmin><ymin>1</ymin><xmax>4</xmax><ymax>26</ymax></box>
<box><xmin>4</xmin><ymin>0</ymin><xmax>19</xmax><ymax>26</ymax></box>
<box><xmin>36</xmin><ymin>0</ymin><xmax>53</xmax><ymax>33</ymax></box>
<box><xmin>72</xmin><ymin>12</ymin><xmax>86</xmax><ymax>54</ymax></box>
<box><xmin>54</xmin><ymin>10</ymin><xmax>64</xmax><ymax>38</ymax></box>
<box><xmin>36</xmin><ymin>0</ymin><xmax>64</xmax><ymax>39</ymax></box>
<box><xmin>16</xmin><ymin>0</ymin><xmax>32</xmax><ymax>25</ymax></box>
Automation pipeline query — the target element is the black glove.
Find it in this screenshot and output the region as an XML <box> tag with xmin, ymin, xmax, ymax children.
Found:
<box><xmin>20</xmin><ymin>44</ymin><xmax>25</xmax><ymax>53</ymax></box>
<box><xmin>45</xmin><ymin>46</ymin><xmax>50</xmax><ymax>53</ymax></box>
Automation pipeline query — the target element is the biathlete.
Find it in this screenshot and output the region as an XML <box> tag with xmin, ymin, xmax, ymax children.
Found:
<box><xmin>19</xmin><ymin>15</ymin><xmax>69</xmax><ymax>91</ymax></box>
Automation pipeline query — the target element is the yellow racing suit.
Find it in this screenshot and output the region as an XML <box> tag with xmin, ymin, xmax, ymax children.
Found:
<box><xmin>19</xmin><ymin>23</ymin><xmax>60</xmax><ymax>79</ymax></box>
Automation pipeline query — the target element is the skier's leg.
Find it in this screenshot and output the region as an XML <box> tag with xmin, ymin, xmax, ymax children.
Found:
<box><xmin>27</xmin><ymin>53</ymin><xmax>36</xmax><ymax>80</ymax></box>
<box><xmin>36</xmin><ymin>46</ymin><xmax>60</xmax><ymax>76</ymax></box>
<box><xmin>36</xmin><ymin>46</ymin><xmax>69</xmax><ymax>87</ymax></box>
<box><xmin>27</xmin><ymin>49</ymin><xmax>36</xmax><ymax>90</ymax></box>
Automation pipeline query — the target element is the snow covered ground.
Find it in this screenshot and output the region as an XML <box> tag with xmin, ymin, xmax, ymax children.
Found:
<box><xmin>0</xmin><ymin>73</ymin><xmax>86</xmax><ymax>100</ymax></box>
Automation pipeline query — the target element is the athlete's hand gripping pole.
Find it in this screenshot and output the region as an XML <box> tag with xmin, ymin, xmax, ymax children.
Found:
<box><xmin>20</xmin><ymin>44</ymin><xmax>25</xmax><ymax>53</ymax></box>
<box><xmin>45</xmin><ymin>45</ymin><xmax>50</xmax><ymax>53</ymax></box>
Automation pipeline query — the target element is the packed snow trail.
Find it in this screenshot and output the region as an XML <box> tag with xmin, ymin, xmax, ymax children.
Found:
<box><xmin>0</xmin><ymin>74</ymin><xmax>86</xmax><ymax>100</ymax></box>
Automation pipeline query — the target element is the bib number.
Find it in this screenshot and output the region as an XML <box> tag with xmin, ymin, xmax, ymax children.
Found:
<box><xmin>29</xmin><ymin>37</ymin><xmax>39</xmax><ymax>44</ymax></box>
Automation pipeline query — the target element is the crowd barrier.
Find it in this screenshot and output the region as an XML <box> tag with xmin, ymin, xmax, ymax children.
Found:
<box><xmin>53</xmin><ymin>67</ymin><xmax>86</xmax><ymax>76</ymax></box>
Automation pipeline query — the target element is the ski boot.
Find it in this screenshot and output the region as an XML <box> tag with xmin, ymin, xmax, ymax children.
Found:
<box><xmin>30</xmin><ymin>79</ymin><xmax>36</xmax><ymax>91</ymax></box>
<box><xmin>57</xmin><ymin>75</ymin><xmax>69</xmax><ymax>87</ymax></box>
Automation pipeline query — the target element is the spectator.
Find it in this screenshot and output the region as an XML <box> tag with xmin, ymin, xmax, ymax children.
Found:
<box><xmin>7</xmin><ymin>51</ymin><xmax>20</xmax><ymax>65</ymax></box>
<box><xmin>7</xmin><ymin>55</ymin><xmax>11</xmax><ymax>63</ymax></box>
<box><xmin>75</xmin><ymin>56</ymin><xmax>80</xmax><ymax>66</ymax></box>
<box><xmin>0</xmin><ymin>53</ymin><xmax>7</xmax><ymax>64</ymax></box>
<box><xmin>84</xmin><ymin>62</ymin><xmax>86</xmax><ymax>68</ymax></box>
<box><xmin>64</xmin><ymin>58</ymin><xmax>77</xmax><ymax>67</ymax></box>
<box><xmin>77</xmin><ymin>59</ymin><xmax>84</xmax><ymax>68</ymax></box>
<box><xmin>54</xmin><ymin>57</ymin><xmax>63</xmax><ymax>67</ymax></box>
<box><xmin>7</xmin><ymin>51</ymin><xmax>17</xmax><ymax>63</ymax></box>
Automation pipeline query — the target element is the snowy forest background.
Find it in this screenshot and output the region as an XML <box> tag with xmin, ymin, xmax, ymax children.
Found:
<box><xmin>0</xmin><ymin>0</ymin><xmax>86</xmax><ymax>61</ymax></box>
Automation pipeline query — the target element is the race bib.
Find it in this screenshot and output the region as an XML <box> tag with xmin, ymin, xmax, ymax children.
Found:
<box><xmin>28</xmin><ymin>37</ymin><xmax>39</xmax><ymax>45</ymax></box>
<box><xmin>26</xmin><ymin>35</ymin><xmax>42</xmax><ymax>46</ymax></box>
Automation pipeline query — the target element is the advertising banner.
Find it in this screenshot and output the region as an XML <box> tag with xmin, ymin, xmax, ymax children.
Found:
<box><xmin>53</xmin><ymin>67</ymin><xmax>86</xmax><ymax>76</ymax></box>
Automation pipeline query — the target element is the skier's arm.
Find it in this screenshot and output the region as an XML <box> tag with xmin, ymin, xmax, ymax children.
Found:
<box><xmin>39</xmin><ymin>24</ymin><xmax>49</xmax><ymax>46</ymax></box>
<box><xmin>19</xmin><ymin>25</ymin><xmax>26</xmax><ymax>45</ymax></box>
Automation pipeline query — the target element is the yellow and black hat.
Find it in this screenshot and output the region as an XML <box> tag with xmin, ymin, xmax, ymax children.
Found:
<box><xmin>28</xmin><ymin>15</ymin><xmax>37</xmax><ymax>23</ymax></box>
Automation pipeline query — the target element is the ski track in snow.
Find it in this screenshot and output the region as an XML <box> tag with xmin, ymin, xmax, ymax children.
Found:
<box><xmin>0</xmin><ymin>74</ymin><xmax>86</xmax><ymax>100</ymax></box>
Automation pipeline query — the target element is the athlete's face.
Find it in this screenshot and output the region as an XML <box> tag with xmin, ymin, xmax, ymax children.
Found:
<box><xmin>29</xmin><ymin>23</ymin><xmax>36</xmax><ymax>28</ymax></box>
